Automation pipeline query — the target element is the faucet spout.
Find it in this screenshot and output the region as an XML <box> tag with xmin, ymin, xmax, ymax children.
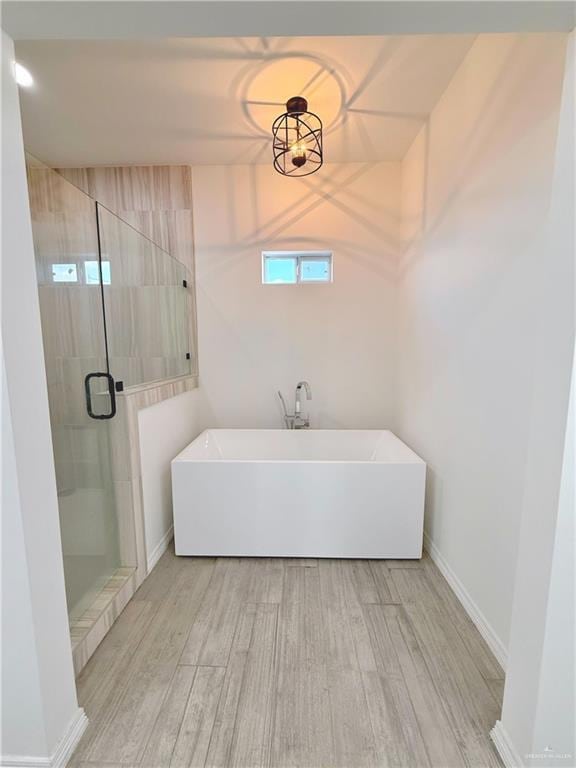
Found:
<box><xmin>296</xmin><ymin>381</ymin><xmax>312</xmax><ymax>400</ymax></box>
<box><xmin>295</xmin><ymin>381</ymin><xmax>312</xmax><ymax>416</ymax></box>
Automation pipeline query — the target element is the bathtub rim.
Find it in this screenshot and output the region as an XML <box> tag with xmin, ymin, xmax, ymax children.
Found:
<box><xmin>172</xmin><ymin>428</ymin><xmax>425</xmax><ymax>466</ymax></box>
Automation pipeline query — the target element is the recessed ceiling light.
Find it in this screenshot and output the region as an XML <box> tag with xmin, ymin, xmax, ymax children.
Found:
<box><xmin>14</xmin><ymin>62</ymin><xmax>33</xmax><ymax>88</ymax></box>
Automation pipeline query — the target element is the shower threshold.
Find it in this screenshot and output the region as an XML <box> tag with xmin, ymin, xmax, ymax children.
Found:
<box><xmin>70</xmin><ymin>566</ymin><xmax>136</xmax><ymax>676</ymax></box>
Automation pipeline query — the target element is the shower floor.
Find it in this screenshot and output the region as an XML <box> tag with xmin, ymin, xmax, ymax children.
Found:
<box><xmin>59</xmin><ymin>487</ymin><xmax>120</xmax><ymax>621</ymax></box>
<box><xmin>71</xmin><ymin>547</ymin><xmax>504</xmax><ymax>767</ymax></box>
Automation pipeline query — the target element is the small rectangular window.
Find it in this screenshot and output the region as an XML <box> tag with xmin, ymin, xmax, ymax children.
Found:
<box><xmin>263</xmin><ymin>255</ymin><xmax>297</xmax><ymax>284</ymax></box>
<box><xmin>85</xmin><ymin>260</ymin><xmax>111</xmax><ymax>285</ymax></box>
<box><xmin>262</xmin><ymin>251</ymin><xmax>332</xmax><ymax>284</ymax></box>
<box><xmin>300</xmin><ymin>256</ymin><xmax>331</xmax><ymax>282</ymax></box>
<box><xmin>52</xmin><ymin>263</ymin><xmax>78</xmax><ymax>283</ymax></box>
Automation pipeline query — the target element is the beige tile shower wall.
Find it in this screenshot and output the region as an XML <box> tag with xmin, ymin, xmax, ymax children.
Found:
<box><xmin>57</xmin><ymin>166</ymin><xmax>195</xmax><ymax>275</ymax></box>
<box><xmin>58</xmin><ymin>165</ymin><xmax>198</xmax><ymax>379</ymax></box>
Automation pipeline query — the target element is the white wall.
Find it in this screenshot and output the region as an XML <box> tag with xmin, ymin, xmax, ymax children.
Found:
<box><xmin>497</xmin><ymin>32</ymin><xmax>575</xmax><ymax>767</ymax></box>
<box><xmin>192</xmin><ymin>161</ymin><xmax>401</xmax><ymax>429</ymax></box>
<box><xmin>530</xmin><ymin>353</ymin><xmax>575</xmax><ymax>765</ymax></box>
<box><xmin>1</xmin><ymin>31</ymin><xmax>84</xmax><ymax>763</ymax></box>
<box><xmin>396</xmin><ymin>32</ymin><xmax>571</xmax><ymax>661</ymax></box>
<box><xmin>1</xmin><ymin>358</ymin><xmax>47</xmax><ymax>758</ymax></box>
<box><xmin>138</xmin><ymin>389</ymin><xmax>209</xmax><ymax>569</ymax></box>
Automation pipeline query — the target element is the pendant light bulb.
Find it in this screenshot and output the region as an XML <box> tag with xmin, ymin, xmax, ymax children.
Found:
<box><xmin>290</xmin><ymin>142</ymin><xmax>307</xmax><ymax>168</ymax></box>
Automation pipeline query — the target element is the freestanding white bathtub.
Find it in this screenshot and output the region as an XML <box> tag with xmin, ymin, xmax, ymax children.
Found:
<box><xmin>172</xmin><ymin>429</ymin><xmax>426</xmax><ymax>559</ymax></box>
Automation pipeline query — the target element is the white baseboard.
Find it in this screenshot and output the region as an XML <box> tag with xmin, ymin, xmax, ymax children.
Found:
<box><xmin>1</xmin><ymin>707</ymin><xmax>88</xmax><ymax>767</ymax></box>
<box><xmin>146</xmin><ymin>526</ymin><xmax>174</xmax><ymax>573</ymax></box>
<box><xmin>424</xmin><ymin>533</ymin><xmax>508</xmax><ymax>670</ymax></box>
<box><xmin>491</xmin><ymin>720</ymin><xmax>523</xmax><ymax>768</ymax></box>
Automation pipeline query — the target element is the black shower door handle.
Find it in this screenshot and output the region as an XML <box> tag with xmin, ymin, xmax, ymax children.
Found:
<box><xmin>84</xmin><ymin>372</ymin><xmax>117</xmax><ymax>420</ymax></box>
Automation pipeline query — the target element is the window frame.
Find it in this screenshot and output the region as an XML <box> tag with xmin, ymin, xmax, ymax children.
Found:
<box><xmin>261</xmin><ymin>250</ymin><xmax>333</xmax><ymax>285</ymax></box>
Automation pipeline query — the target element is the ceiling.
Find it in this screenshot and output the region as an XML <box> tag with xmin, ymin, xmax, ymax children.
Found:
<box><xmin>5</xmin><ymin>1</ymin><xmax>574</xmax><ymax>39</ymax></box>
<box><xmin>17</xmin><ymin>35</ymin><xmax>475</xmax><ymax>166</ymax></box>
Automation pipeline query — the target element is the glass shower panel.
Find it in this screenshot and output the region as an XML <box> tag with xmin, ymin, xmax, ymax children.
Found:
<box><xmin>97</xmin><ymin>205</ymin><xmax>193</xmax><ymax>388</ymax></box>
<box><xmin>26</xmin><ymin>157</ymin><xmax>121</xmax><ymax>623</ymax></box>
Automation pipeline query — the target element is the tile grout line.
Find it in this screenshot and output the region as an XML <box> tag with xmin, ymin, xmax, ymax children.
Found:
<box><xmin>268</xmin><ymin>576</ymin><xmax>287</xmax><ymax>766</ymax></box>
<box><xmin>317</xmin><ymin>562</ymin><xmax>340</xmax><ymax>767</ymax></box>
<box><xmin>267</xmin><ymin>564</ymin><xmax>289</xmax><ymax>768</ymax></box>
<box><xmin>262</xmin><ymin>602</ymin><xmax>280</xmax><ymax>768</ymax></box>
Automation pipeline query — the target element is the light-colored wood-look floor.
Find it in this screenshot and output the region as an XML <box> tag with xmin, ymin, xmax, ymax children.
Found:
<box><xmin>71</xmin><ymin>549</ymin><xmax>504</xmax><ymax>768</ymax></box>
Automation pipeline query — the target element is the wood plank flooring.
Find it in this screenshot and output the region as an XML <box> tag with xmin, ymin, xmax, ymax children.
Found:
<box><xmin>71</xmin><ymin>549</ymin><xmax>504</xmax><ymax>768</ymax></box>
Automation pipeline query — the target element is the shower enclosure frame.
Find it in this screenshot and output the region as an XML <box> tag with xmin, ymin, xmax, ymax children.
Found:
<box><xmin>26</xmin><ymin>156</ymin><xmax>198</xmax><ymax>673</ymax></box>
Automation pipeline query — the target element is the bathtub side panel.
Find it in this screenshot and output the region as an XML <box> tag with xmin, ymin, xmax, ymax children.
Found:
<box><xmin>172</xmin><ymin>461</ymin><xmax>425</xmax><ymax>559</ymax></box>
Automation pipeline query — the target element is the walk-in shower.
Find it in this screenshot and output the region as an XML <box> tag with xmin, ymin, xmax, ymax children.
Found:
<box><xmin>25</xmin><ymin>156</ymin><xmax>196</xmax><ymax>628</ymax></box>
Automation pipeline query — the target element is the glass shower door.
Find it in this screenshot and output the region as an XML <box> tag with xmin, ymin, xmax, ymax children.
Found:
<box><xmin>26</xmin><ymin>158</ymin><xmax>121</xmax><ymax>624</ymax></box>
<box><xmin>97</xmin><ymin>204</ymin><xmax>194</xmax><ymax>386</ymax></box>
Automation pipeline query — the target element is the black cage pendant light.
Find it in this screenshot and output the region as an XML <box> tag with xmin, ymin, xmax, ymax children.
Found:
<box><xmin>272</xmin><ymin>96</ymin><xmax>323</xmax><ymax>177</ymax></box>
